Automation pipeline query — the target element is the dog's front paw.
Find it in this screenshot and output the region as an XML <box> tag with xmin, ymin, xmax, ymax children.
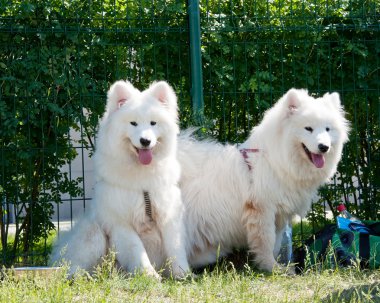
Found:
<box><xmin>256</xmin><ymin>256</ymin><xmax>279</xmax><ymax>273</ymax></box>
<box><xmin>170</xmin><ymin>265</ymin><xmax>193</xmax><ymax>280</ymax></box>
<box><xmin>271</xmin><ymin>262</ymin><xmax>296</xmax><ymax>275</ymax></box>
<box><xmin>143</xmin><ymin>267</ymin><xmax>162</xmax><ymax>281</ymax></box>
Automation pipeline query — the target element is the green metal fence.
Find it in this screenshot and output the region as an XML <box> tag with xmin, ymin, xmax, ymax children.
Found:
<box><xmin>0</xmin><ymin>0</ymin><xmax>379</xmax><ymax>266</ymax></box>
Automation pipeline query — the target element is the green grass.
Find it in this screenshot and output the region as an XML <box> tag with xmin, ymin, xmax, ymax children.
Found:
<box><xmin>2</xmin><ymin>225</ymin><xmax>379</xmax><ymax>302</ymax></box>
<box><xmin>1</xmin><ymin>257</ymin><xmax>380</xmax><ymax>303</ymax></box>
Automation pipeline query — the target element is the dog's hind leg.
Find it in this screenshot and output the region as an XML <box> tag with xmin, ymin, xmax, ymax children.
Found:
<box><xmin>51</xmin><ymin>218</ymin><xmax>106</xmax><ymax>277</ymax></box>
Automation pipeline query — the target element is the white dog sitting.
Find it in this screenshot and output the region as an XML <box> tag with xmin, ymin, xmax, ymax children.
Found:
<box><xmin>51</xmin><ymin>80</ymin><xmax>190</xmax><ymax>279</ymax></box>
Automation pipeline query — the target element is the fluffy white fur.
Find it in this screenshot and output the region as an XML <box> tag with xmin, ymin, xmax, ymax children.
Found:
<box><xmin>178</xmin><ymin>88</ymin><xmax>349</xmax><ymax>272</ymax></box>
<box><xmin>51</xmin><ymin>80</ymin><xmax>190</xmax><ymax>279</ymax></box>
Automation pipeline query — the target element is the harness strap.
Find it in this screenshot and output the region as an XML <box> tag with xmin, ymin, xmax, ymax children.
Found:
<box><xmin>143</xmin><ymin>191</ymin><xmax>154</xmax><ymax>222</ymax></box>
<box><xmin>239</xmin><ymin>148</ymin><xmax>259</xmax><ymax>170</ymax></box>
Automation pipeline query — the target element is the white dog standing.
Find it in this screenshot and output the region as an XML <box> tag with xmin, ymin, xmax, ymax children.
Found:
<box><xmin>51</xmin><ymin>80</ymin><xmax>190</xmax><ymax>279</ymax></box>
<box><xmin>179</xmin><ymin>89</ymin><xmax>349</xmax><ymax>272</ymax></box>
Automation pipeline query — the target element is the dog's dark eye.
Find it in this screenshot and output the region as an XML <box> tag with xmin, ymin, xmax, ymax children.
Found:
<box><xmin>305</xmin><ymin>127</ymin><xmax>313</xmax><ymax>132</ymax></box>
<box><xmin>150</xmin><ymin>121</ymin><xmax>156</xmax><ymax>126</ymax></box>
<box><xmin>326</xmin><ymin>127</ymin><xmax>330</xmax><ymax>131</ymax></box>
<box><xmin>130</xmin><ymin>121</ymin><xmax>137</xmax><ymax>126</ymax></box>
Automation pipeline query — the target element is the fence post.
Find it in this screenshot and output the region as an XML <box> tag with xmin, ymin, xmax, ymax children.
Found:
<box><xmin>188</xmin><ymin>0</ymin><xmax>204</xmax><ymax>125</ymax></box>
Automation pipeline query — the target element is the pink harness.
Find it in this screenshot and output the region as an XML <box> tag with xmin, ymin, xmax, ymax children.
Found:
<box><xmin>239</xmin><ymin>148</ymin><xmax>259</xmax><ymax>170</ymax></box>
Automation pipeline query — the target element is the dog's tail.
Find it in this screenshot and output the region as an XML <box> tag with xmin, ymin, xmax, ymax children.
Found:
<box><xmin>179</xmin><ymin>127</ymin><xmax>200</xmax><ymax>140</ymax></box>
<box><xmin>180</xmin><ymin>127</ymin><xmax>219</xmax><ymax>141</ymax></box>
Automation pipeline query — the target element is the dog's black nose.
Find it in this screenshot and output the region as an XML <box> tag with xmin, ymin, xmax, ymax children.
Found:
<box><xmin>140</xmin><ymin>138</ymin><xmax>151</xmax><ymax>147</ymax></box>
<box><xmin>318</xmin><ymin>144</ymin><xmax>329</xmax><ymax>153</ymax></box>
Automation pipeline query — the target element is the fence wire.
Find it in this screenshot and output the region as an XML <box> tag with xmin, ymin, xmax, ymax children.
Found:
<box><xmin>0</xmin><ymin>0</ymin><xmax>379</xmax><ymax>266</ymax></box>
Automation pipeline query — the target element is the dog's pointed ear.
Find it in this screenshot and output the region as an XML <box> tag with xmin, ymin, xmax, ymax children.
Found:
<box><xmin>284</xmin><ymin>88</ymin><xmax>303</xmax><ymax>114</ymax></box>
<box><xmin>324</xmin><ymin>92</ymin><xmax>341</xmax><ymax>109</ymax></box>
<box><xmin>148</xmin><ymin>81</ymin><xmax>178</xmax><ymax>117</ymax></box>
<box><xmin>106</xmin><ymin>80</ymin><xmax>138</xmax><ymax>113</ymax></box>
<box><xmin>323</xmin><ymin>92</ymin><xmax>350</xmax><ymax>142</ymax></box>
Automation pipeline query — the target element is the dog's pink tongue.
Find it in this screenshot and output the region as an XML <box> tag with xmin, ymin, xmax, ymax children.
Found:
<box><xmin>138</xmin><ymin>149</ymin><xmax>153</xmax><ymax>165</ymax></box>
<box><xmin>311</xmin><ymin>153</ymin><xmax>325</xmax><ymax>168</ymax></box>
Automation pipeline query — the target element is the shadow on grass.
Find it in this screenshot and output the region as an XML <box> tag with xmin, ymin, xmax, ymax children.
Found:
<box><xmin>192</xmin><ymin>249</ymin><xmax>261</xmax><ymax>276</ymax></box>
<box><xmin>322</xmin><ymin>282</ymin><xmax>380</xmax><ymax>303</ymax></box>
